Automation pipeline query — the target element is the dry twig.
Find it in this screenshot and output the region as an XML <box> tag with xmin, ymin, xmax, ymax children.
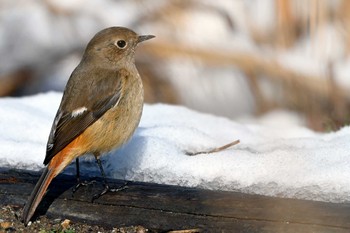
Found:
<box><xmin>167</xmin><ymin>229</ymin><xmax>202</xmax><ymax>233</ymax></box>
<box><xmin>186</xmin><ymin>139</ymin><xmax>240</xmax><ymax>156</ymax></box>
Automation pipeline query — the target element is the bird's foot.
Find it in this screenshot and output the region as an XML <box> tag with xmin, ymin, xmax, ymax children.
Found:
<box><xmin>71</xmin><ymin>179</ymin><xmax>96</xmax><ymax>196</ymax></box>
<box><xmin>91</xmin><ymin>181</ymin><xmax>129</xmax><ymax>202</ymax></box>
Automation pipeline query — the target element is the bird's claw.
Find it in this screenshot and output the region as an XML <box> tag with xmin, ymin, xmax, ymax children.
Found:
<box><xmin>71</xmin><ymin>179</ymin><xmax>96</xmax><ymax>196</ymax></box>
<box><xmin>91</xmin><ymin>181</ymin><xmax>129</xmax><ymax>202</ymax></box>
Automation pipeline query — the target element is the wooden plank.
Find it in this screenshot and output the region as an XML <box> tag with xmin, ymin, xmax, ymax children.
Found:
<box><xmin>1</xmin><ymin>169</ymin><xmax>350</xmax><ymax>232</ymax></box>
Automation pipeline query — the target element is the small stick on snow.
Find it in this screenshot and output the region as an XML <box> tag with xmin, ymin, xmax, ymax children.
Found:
<box><xmin>186</xmin><ymin>139</ymin><xmax>240</xmax><ymax>156</ymax></box>
<box><xmin>167</xmin><ymin>229</ymin><xmax>202</xmax><ymax>233</ymax></box>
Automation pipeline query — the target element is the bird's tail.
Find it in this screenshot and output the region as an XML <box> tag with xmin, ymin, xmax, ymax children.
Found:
<box><xmin>22</xmin><ymin>166</ymin><xmax>56</xmax><ymax>225</ymax></box>
<box><xmin>22</xmin><ymin>148</ymin><xmax>75</xmax><ymax>226</ymax></box>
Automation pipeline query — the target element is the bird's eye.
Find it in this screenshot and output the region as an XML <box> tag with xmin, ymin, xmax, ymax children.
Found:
<box><xmin>116</xmin><ymin>40</ymin><xmax>127</xmax><ymax>49</ymax></box>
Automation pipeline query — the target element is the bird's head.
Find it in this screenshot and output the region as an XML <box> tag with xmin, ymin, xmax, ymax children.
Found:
<box><xmin>83</xmin><ymin>27</ymin><xmax>154</xmax><ymax>67</ymax></box>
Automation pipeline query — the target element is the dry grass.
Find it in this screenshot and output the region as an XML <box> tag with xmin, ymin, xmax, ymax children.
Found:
<box><xmin>138</xmin><ymin>0</ymin><xmax>350</xmax><ymax>131</ymax></box>
<box><xmin>2</xmin><ymin>0</ymin><xmax>349</xmax><ymax>131</ymax></box>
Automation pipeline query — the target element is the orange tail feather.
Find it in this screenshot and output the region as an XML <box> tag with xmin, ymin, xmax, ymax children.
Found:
<box><xmin>22</xmin><ymin>166</ymin><xmax>56</xmax><ymax>225</ymax></box>
<box><xmin>22</xmin><ymin>145</ymin><xmax>77</xmax><ymax>226</ymax></box>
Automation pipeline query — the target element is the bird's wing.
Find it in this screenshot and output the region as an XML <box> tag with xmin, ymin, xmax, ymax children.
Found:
<box><xmin>43</xmin><ymin>68</ymin><xmax>127</xmax><ymax>165</ymax></box>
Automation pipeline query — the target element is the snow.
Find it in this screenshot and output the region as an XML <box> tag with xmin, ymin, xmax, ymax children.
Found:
<box><xmin>1</xmin><ymin>92</ymin><xmax>350</xmax><ymax>203</ymax></box>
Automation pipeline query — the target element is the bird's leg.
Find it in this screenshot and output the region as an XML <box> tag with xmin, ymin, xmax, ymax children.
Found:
<box><xmin>92</xmin><ymin>155</ymin><xmax>128</xmax><ymax>201</ymax></box>
<box><xmin>72</xmin><ymin>158</ymin><xmax>95</xmax><ymax>195</ymax></box>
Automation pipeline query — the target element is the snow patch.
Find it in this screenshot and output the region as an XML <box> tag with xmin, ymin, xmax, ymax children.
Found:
<box><xmin>1</xmin><ymin>92</ymin><xmax>350</xmax><ymax>203</ymax></box>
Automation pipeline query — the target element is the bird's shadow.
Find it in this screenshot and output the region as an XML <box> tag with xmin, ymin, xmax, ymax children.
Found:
<box><xmin>32</xmin><ymin>172</ymin><xmax>77</xmax><ymax>221</ymax></box>
<box><xmin>30</xmin><ymin>130</ymin><xmax>148</xmax><ymax>221</ymax></box>
<box><xmin>0</xmin><ymin>167</ymin><xmax>76</xmax><ymax>222</ymax></box>
<box><xmin>0</xmin><ymin>129</ymin><xmax>148</xmax><ymax>222</ymax></box>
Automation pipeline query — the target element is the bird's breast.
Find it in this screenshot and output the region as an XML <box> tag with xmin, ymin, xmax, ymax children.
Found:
<box><xmin>82</xmin><ymin>73</ymin><xmax>144</xmax><ymax>154</ymax></box>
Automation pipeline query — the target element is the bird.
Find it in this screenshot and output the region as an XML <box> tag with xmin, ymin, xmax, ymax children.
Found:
<box><xmin>22</xmin><ymin>26</ymin><xmax>154</xmax><ymax>226</ymax></box>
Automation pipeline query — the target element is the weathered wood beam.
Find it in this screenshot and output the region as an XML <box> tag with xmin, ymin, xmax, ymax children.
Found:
<box><xmin>1</xmin><ymin>169</ymin><xmax>350</xmax><ymax>232</ymax></box>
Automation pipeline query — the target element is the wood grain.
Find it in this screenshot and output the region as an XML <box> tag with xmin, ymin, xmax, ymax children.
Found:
<box><xmin>1</xmin><ymin>169</ymin><xmax>349</xmax><ymax>232</ymax></box>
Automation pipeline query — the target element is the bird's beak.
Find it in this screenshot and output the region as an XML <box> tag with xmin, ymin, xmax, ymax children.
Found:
<box><xmin>137</xmin><ymin>35</ymin><xmax>155</xmax><ymax>43</ymax></box>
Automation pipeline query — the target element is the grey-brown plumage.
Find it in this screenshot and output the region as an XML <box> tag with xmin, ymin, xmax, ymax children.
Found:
<box><xmin>22</xmin><ymin>27</ymin><xmax>154</xmax><ymax>226</ymax></box>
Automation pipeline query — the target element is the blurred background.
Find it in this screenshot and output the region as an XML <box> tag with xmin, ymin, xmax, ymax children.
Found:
<box><xmin>1</xmin><ymin>0</ymin><xmax>350</xmax><ymax>131</ymax></box>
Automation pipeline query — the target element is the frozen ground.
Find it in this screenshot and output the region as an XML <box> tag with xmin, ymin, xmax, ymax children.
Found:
<box><xmin>0</xmin><ymin>92</ymin><xmax>350</xmax><ymax>203</ymax></box>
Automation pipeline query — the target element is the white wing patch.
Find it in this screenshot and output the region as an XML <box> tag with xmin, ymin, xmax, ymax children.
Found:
<box><xmin>71</xmin><ymin>107</ymin><xmax>88</xmax><ymax>117</ymax></box>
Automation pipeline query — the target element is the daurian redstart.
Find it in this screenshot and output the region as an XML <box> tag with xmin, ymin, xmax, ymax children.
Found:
<box><xmin>22</xmin><ymin>27</ymin><xmax>154</xmax><ymax>225</ymax></box>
